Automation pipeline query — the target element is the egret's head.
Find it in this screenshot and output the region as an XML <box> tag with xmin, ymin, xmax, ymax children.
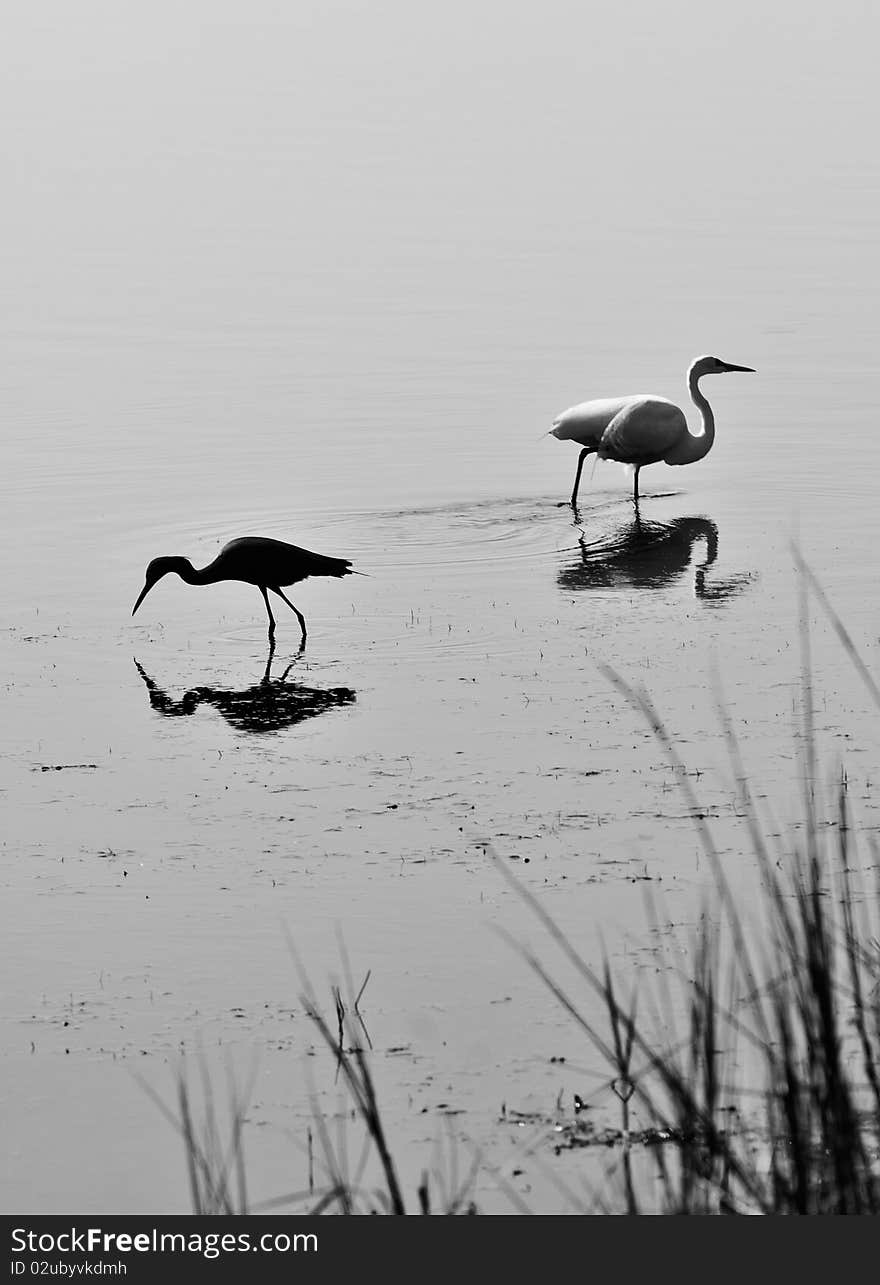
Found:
<box><xmin>131</xmin><ymin>556</ymin><xmax>182</xmax><ymax>616</ymax></box>
<box><xmin>691</xmin><ymin>355</ymin><xmax>756</xmax><ymax>379</ymax></box>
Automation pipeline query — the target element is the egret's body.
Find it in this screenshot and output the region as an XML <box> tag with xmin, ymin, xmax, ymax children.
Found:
<box><xmin>132</xmin><ymin>536</ymin><xmax>356</xmax><ymax>644</ymax></box>
<box><xmin>551</xmin><ymin>355</ymin><xmax>755</xmax><ymax>506</ymax></box>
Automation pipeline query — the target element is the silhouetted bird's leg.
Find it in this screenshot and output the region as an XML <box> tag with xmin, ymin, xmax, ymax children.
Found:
<box><xmin>571</xmin><ymin>447</ymin><xmax>592</xmax><ymax>508</ymax></box>
<box><xmin>276</xmin><ymin>640</ymin><xmax>306</xmax><ymax>681</ymax></box>
<box><xmin>260</xmin><ymin>586</ymin><xmax>277</xmax><ymax>640</ymax></box>
<box><xmin>633</xmin><ymin>465</ymin><xmax>641</xmax><ymax>505</ymax></box>
<box><xmin>261</xmin><ymin>637</ymin><xmax>277</xmax><ymax>685</ymax></box>
<box><xmin>273</xmin><ymin>587</ymin><xmax>307</xmax><ymax>645</ymax></box>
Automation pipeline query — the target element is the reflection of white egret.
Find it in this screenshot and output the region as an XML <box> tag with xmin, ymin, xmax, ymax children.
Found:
<box><xmin>550</xmin><ymin>356</ymin><xmax>755</xmax><ymax>507</ymax></box>
<box><xmin>558</xmin><ymin>515</ymin><xmax>755</xmax><ymax>602</ymax></box>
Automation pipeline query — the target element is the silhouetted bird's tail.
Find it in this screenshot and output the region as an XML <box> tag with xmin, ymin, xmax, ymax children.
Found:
<box><xmin>306</xmin><ymin>552</ymin><xmax>355</xmax><ymax>579</ymax></box>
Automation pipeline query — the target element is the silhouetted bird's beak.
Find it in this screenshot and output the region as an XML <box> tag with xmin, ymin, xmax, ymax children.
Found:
<box><xmin>132</xmin><ymin>582</ymin><xmax>152</xmax><ymax>616</ymax></box>
<box><xmin>721</xmin><ymin>362</ymin><xmax>755</xmax><ymax>373</ymax></box>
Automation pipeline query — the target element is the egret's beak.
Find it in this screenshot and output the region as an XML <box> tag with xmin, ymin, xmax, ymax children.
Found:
<box><xmin>132</xmin><ymin>581</ymin><xmax>153</xmax><ymax>617</ymax></box>
<box><xmin>721</xmin><ymin>362</ymin><xmax>755</xmax><ymax>373</ymax></box>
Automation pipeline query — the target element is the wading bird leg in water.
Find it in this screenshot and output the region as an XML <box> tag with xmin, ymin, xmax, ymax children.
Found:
<box><xmin>633</xmin><ymin>465</ymin><xmax>641</xmax><ymax>505</ymax></box>
<box><xmin>570</xmin><ymin>447</ymin><xmax>593</xmax><ymax>508</ymax></box>
<box><xmin>261</xmin><ymin>635</ymin><xmax>304</xmax><ymax>682</ymax></box>
<box><xmin>280</xmin><ymin>650</ymin><xmax>305</xmax><ymax>681</ymax></box>
<box><xmin>273</xmin><ymin>587</ymin><xmax>307</xmax><ymax>645</ymax></box>
<box><xmin>260</xmin><ymin>586</ymin><xmax>277</xmax><ymax>641</ymax></box>
<box><xmin>261</xmin><ymin>637</ymin><xmax>277</xmax><ymax>684</ymax></box>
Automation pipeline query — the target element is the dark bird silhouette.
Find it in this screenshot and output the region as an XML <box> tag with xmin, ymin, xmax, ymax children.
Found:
<box><xmin>550</xmin><ymin>355</ymin><xmax>755</xmax><ymax>507</ymax></box>
<box><xmin>133</xmin><ymin>648</ymin><xmax>356</xmax><ymax>735</ymax></box>
<box><xmin>558</xmin><ymin>515</ymin><xmax>755</xmax><ymax>602</ymax></box>
<box><xmin>131</xmin><ymin>536</ymin><xmax>356</xmax><ymax>644</ymax></box>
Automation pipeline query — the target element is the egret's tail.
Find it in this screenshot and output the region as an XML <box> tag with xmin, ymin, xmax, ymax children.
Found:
<box><xmin>306</xmin><ymin>553</ymin><xmax>356</xmax><ymax>579</ymax></box>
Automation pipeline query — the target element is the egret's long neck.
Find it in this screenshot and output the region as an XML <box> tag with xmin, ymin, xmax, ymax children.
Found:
<box><xmin>172</xmin><ymin>557</ymin><xmax>214</xmax><ymax>586</ymax></box>
<box><xmin>667</xmin><ymin>368</ymin><xmax>716</xmax><ymax>465</ymax></box>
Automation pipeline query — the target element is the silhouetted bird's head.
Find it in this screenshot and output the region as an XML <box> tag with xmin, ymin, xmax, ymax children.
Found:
<box><xmin>131</xmin><ymin>556</ymin><xmax>188</xmax><ymax>616</ymax></box>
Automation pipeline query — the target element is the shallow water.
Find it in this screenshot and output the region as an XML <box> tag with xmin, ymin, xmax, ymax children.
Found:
<box><xmin>2</xmin><ymin>0</ymin><xmax>880</xmax><ymax>1213</ymax></box>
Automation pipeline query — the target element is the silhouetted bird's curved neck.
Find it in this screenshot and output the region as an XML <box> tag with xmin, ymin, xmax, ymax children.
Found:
<box><xmin>169</xmin><ymin>556</ymin><xmax>224</xmax><ymax>586</ymax></box>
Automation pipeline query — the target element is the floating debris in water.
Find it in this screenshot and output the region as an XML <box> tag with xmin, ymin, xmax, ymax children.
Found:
<box><xmin>35</xmin><ymin>763</ymin><xmax>98</xmax><ymax>772</ymax></box>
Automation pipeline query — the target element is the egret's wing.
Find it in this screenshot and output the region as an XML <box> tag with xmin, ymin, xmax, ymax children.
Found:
<box><xmin>550</xmin><ymin>395</ymin><xmax>636</xmax><ymax>447</ymax></box>
<box><xmin>216</xmin><ymin>536</ymin><xmax>352</xmax><ymax>586</ymax></box>
<box><xmin>599</xmin><ymin>397</ymin><xmax>686</xmax><ymax>463</ymax></box>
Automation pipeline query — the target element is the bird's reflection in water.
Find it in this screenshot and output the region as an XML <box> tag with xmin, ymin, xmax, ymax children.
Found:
<box><xmin>134</xmin><ymin>645</ymin><xmax>356</xmax><ymax>735</ymax></box>
<box><xmin>558</xmin><ymin>514</ymin><xmax>755</xmax><ymax>602</ymax></box>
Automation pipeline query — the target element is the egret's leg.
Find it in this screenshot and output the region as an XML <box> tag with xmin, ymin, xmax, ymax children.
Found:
<box><xmin>633</xmin><ymin>466</ymin><xmax>641</xmax><ymax>504</ymax></box>
<box><xmin>273</xmin><ymin>587</ymin><xmax>307</xmax><ymax>645</ymax></box>
<box><xmin>279</xmin><ymin>643</ymin><xmax>305</xmax><ymax>682</ymax></box>
<box><xmin>571</xmin><ymin>448</ymin><xmax>592</xmax><ymax>507</ymax></box>
<box><xmin>261</xmin><ymin>636</ymin><xmax>277</xmax><ymax>684</ymax></box>
<box><xmin>260</xmin><ymin>586</ymin><xmax>277</xmax><ymax>641</ymax></box>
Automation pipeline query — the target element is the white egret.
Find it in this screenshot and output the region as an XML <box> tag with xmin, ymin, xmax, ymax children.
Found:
<box><xmin>550</xmin><ymin>355</ymin><xmax>755</xmax><ymax>506</ymax></box>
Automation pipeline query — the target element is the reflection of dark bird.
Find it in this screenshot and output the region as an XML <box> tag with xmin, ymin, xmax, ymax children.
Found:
<box><xmin>558</xmin><ymin>516</ymin><xmax>754</xmax><ymax>602</ymax></box>
<box><xmin>132</xmin><ymin>536</ymin><xmax>357</xmax><ymax>644</ymax></box>
<box><xmin>550</xmin><ymin>355</ymin><xmax>755</xmax><ymax>507</ymax></box>
<box><xmin>133</xmin><ymin>648</ymin><xmax>356</xmax><ymax>736</ymax></box>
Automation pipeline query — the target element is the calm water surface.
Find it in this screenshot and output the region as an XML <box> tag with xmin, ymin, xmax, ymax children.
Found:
<box><xmin>2</xmin><ymin>0</ymin><xmax>879</xmax><ymax>1211</ymax></box>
